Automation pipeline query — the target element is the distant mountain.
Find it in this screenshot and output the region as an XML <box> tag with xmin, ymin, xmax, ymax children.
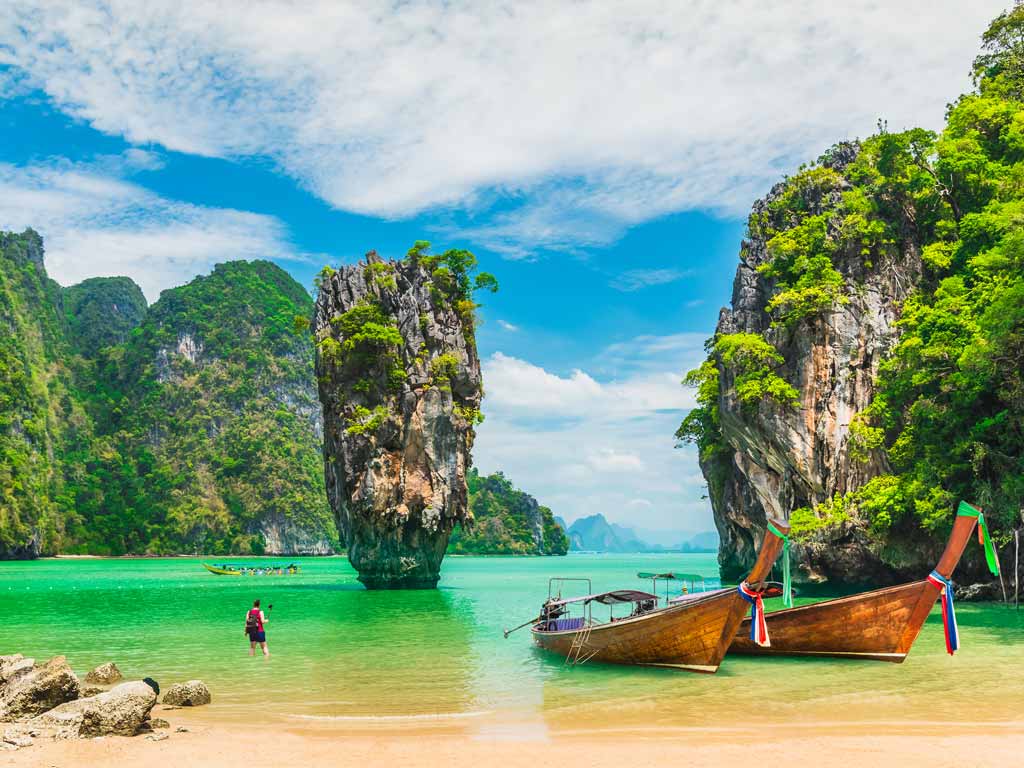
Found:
<box><xmin>567</xmin><ymin>514</ymin><xmax>648</xmax><ymax>552</ymax></box>
<box><xmin>679</xmin><ymin>530</ymin><xmax>719</xmax><ymax>552</ymax></box>
<box><xmin>563</xmin><ymin>514</ymin><xmax>720</xmax><ymax>553</ymax></box>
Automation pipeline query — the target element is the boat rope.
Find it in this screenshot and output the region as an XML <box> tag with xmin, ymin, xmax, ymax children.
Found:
<box><xmin>926</xmin><ymin>570</ymin><xmax>959</xmax><ymax>655</ymax></box>
<box><xmin>957</xmin><ymin>501</ymin><xmax>1000</xmax><ymax>576</ymax></box>
<box><xmin>767</xmin><ymin>521</ymin><xmax>792</xmax><ymax>608</ymax></box>
<box><xmin>738</xmin><ymin>582</ymin><xmax>770</xmax><ymax>647</ymax></box>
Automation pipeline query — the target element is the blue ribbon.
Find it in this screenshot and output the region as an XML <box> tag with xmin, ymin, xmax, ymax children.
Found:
<box><xmin>926</xmin><ymin>570</ymin><xmax>959</xmax><ymax>655</ymax></box>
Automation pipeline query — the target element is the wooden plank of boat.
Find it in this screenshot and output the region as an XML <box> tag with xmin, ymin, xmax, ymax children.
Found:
<box><xmin>530</xmin><ymin>517</ymin><xmax>789</xmax><ymax>673</ymax></box>
<box><xmin>203</xmin><ymin>563</ymin><xmax>242</xmax><ymax>576</ymax></box>
<box><xmin>730</xmin><ymin>502</ymin><xmax>987</xmax><ymax>662</ymax></box>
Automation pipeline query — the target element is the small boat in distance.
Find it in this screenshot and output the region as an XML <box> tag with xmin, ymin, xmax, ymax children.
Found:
<box><xmin>203</xmin><ymin>563</ymin><xmax>302</xmax><ymax>576</ymax></box>
<box><xmin>507</xmin><ymin>518</ymin><xmax>789</xmax><ymax>673</ymax></box>
<box><xmin>729</xmin><ymin>501</ymin><xmax>1000</xmax><ymax>662</ymax></box>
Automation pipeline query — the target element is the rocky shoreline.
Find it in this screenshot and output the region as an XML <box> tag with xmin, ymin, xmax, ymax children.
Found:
<box><xmin>1</xmin><ymin>655</ymin><xmax>210</xmax><ymax>752</ymax></box>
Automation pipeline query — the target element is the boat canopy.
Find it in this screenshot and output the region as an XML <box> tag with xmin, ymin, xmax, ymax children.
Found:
<box><xmin>548</xmin><ymin>589</ymin><xmax>658</xmax><ymax>608</ymax></box>
<box><xmin>637</xmin><ymin>571</ymin><xmax>706</xmax><ymax>581</ymax></box>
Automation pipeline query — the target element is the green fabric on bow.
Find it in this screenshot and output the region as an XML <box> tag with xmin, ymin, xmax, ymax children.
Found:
<box><xmin>957</xmin><ymin>501</ymin><xmax>1001</xmax><ymax>576</ymax></box>
<box><xmin>767</xmin><ymin>521</ymin><xmax>792</xmax><ymax>607</ymax></box>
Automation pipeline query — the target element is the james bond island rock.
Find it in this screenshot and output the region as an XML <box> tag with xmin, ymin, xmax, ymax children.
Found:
<box><xmin>314</xmin><ymin>242</ymin><xmax>495</xmax><ymax>588</ymax></box>
<box><xmin>682</xmin><ymin>15</ymin><xmax>1024</xmax><ymax>590</ymax></box>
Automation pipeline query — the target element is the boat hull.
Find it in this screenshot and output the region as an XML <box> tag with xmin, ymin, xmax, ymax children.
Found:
<box><xmin>730</xmin><ymin>579</ymin><xmax>940</xmax><ymax>662</ymax></box>
<box><xmin>203</xmin><ymin>563</ymin><xmax>242</xmax><ymax>575</ymax></box>
<box><xmin>532</xmin><ymin>589</ymin><xmax>745</xmax><ymax>673</ymax></box>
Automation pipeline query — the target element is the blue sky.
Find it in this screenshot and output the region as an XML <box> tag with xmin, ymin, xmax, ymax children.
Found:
<box><xmin>0</xmin><ymin>1</ymin><xmax>1005</xmax><ymax>536</ymax></box>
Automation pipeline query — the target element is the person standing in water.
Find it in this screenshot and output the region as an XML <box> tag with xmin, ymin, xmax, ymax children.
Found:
<box><xmin>245</xmin><ymin>599</ymin><xmax>270</xmax><ymax>657</ymax></box>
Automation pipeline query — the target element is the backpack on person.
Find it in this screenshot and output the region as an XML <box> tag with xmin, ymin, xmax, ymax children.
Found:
<box><xmin>245</xmin><ymin>609</ymin><xmax>260</xmax><ymax>634</ymax></box>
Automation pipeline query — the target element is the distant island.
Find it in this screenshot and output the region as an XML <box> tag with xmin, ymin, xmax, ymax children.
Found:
<box><xmin>564</xmin><ymin>513</ymin><xmax>718</xmax><ymax>553</ymax></box>
<box><xmin>448</xmin><ymin>469</ymin><xmax>568</xmax><ymax>555</ymax></box>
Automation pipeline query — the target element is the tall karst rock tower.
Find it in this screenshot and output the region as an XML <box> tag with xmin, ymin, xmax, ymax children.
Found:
<box><xmin>313</xmin><ymin>243</ymin><xmax>492</xmax><ymax>588</ymax></box>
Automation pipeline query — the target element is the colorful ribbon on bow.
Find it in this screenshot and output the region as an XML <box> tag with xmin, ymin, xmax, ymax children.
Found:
<box><xmin>926</xmin><ymin>570</ymin><xmax>959</xmax><ymax>655</ymax></box>
<box><xmin>957</xmin><ymin>501</ymin><xmax>1000</xmax><ymax>576</ymax></box>
<box><xmin>738</xmin><ymin>582</ymin><xmax>770</xmax><ymax>647</ymax></box>
<box><xmin>767</xmin><ymin>521</ymin><xmax>792</xmax><ymax>607</ymax></box>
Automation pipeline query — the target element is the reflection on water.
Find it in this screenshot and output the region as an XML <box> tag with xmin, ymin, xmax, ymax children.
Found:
<box><xmin>0</xmin><ymin>553</ymin><xmax>1022</xmax><ymax>731</ymax></box>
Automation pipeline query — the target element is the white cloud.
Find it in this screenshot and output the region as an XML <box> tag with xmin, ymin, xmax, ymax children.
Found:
<box><xmin>609</xmin><ymin>268</ymin><xmax>689</xmax><ymax>292</ymax></box>
<box><xmin>0</xmin><ymin>1</ymin><xmax>1006</xmax><ymax>253</ymax></box>
<box><xmin>0</xmin><ymin>155</ymin><xmax>312</xmax><ymax>300</ymax></box>
<box><xmin>474</xmin><ymin>334</ymin><xmax>713</xmax><ymax>531</ymax></box>
<box><xmin>496</xmin><ymin>319</ymin><xmax>520</xmax><ymax>332</ymax></box>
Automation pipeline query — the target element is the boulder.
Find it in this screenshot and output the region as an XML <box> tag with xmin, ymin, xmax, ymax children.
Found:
<box><xmin>31</xmin><ymin>681</ymin><xmax>156</xmax><ymax>737</ymax></box>
<box><xmin>85</xmin><ymin>662</ymin><xmax>122</xmax><ymax>685</ymax></box>
<box><xmin>2</xmin><ymin>725</ymin><xmax>35</xmax><ymax>748</ymax></box>
<box><xmin>81</xmin><ymin>686</ymin><xmax>104</xmax><ymax>697</ymax></box>
<box><xmin>150</xmin><ymin>718</ymin><xmax>170</xmax><ymax>729</ymax></box>
<box><xmin>161</xmin><ymin>680</ymin><xmax>211</xmax><ymax>707</ymax></box>
<box><xmin>0</xmin><ymin>655</ymin><xmax>81</xmax><ymax>721</ymax></box>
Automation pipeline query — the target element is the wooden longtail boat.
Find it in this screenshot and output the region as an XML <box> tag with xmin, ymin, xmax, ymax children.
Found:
<box><xmin>524</xmin><ymin>518</ymin><xmax>789</xmax><ymax>673</ymax></box>
<box><xmin>202</xmin><ymin>563</ymin><xmax>301</xmax><ymax>576</ymax></box>
<box><xmin>729</xmin><ymin>501</ymin><xmax>999</xmax><ymax>662</ymax></box>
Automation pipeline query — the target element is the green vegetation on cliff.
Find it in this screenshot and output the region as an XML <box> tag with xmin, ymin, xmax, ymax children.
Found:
<box><xmin>71</xmin><ymin>260</ymin><xmax>335</xmax><ymax>555</ymax></box>
<box><xmin>448</xmin><ymin>469</ymin><xmax>568</xmax><ymax>555</ymax></box>
<box><xmin>0</xmin><ymin>230</ymin><xmax>78</xmax><ymax>556</ymax></box>
<box><xmin>0</xmin><ymin>240</ymin><xmax>337</xmax><ymax>557</ymax></box>
<box><xmin>63</xmin><ymin>277</ymin><xmax>147</xmax><ymax>357</ymax></box>
<box><xmin>683</xmin><ymin>8</ymin><xmax>1024</xmax><ymax>554</ymax></box>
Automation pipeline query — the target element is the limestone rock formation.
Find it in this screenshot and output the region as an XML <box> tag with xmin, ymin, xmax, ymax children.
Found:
<box><xmin>314</xmin><ymin>250</ymin><xmax>484</xmax><ymax>588</ymax></box>
<box><xmin>32</xmin><ymin>680</ymin><xmax>156</xmax><ymax>737</ymax></box>
<box><xmin>84</xmin><ymin>662</ymin><xmax>122</xmax><ymax>685</ymax></box>
<box><xmin>161</xmin><ymin>680</ymin><xmax>211</xmax><ymax>706</ymax></box>
<box><xmin>702</xmin><ymin>144</ymin><xmax>924</xmax><ymax>584</ymax></box>
<box><xmin>0</xmin><ymin>655</ymin><xmax>81</xmax><ymax>721</ymax></box>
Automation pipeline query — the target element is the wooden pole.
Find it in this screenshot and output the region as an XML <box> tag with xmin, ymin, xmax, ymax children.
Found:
<box><xmin>994</xmin><ymin>536</ymin><xmax>1009</xmax><ymax>605</ymax></box>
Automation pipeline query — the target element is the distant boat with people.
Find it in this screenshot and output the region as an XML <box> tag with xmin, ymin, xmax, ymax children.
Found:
<box><xmin>202</xmin><ymin>563</ymin><xmax>301</xmax><ymax>576</ymax></box>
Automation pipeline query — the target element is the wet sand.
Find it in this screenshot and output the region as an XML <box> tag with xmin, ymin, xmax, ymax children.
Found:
<box><xmin>8</xmin><ymin>706</ymin><xmax>1024</xmax><ymax>768</ymax></box>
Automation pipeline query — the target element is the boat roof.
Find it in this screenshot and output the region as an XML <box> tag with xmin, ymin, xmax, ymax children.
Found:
<box><xmin>637</xmin><ymin>571</ymin><xmax>706</xmax><ymax>581</ymax></box>
<box><xmin>548</xmin><ymin>589</ymin><xmax>658</xmax><ymax>607</ymax></box>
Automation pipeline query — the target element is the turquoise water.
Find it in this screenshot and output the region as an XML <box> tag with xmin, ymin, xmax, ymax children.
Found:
<box><xmin>1</xmin><ymin>554</ymin><xmax>1022</xmax><ymax>732</ymax></box>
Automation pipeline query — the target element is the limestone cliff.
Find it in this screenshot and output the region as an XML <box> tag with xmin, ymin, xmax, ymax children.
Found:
<box><xmin>704</xmin><ymin>143</ymin><xmax>924</xmax><ymax>583</ymax></box>
<box><xmin>314</xmin><ymin>248</ymin><xmax>485</xmax><ymax>588</ymax></box>
<box><xmin>689</xmin><ymin>11</ymin><xmax>1024</xmax><ymax>592</ymax></box>
<box><xmin>0</xmin><ymin>230</ymin><xmax>70</xmax><ymax>558</ymax></box>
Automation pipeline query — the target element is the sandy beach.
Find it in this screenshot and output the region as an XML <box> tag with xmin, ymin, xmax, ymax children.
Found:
<box><xmin>7</xmin><ymin>705</ymin><xmax>1024</xmax><ymax>768</ymax></box>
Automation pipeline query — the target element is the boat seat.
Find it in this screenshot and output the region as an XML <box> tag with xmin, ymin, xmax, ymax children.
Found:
<box><xmin>549</xmin><ymin>617</ymin><xmax>585</xmax><ymax>631</ymax></box>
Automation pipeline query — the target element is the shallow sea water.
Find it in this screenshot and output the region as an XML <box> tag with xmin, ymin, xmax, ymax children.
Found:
<box><xmin>2</xmin><ymin>554</ymin><xmax>1022</xmax><ymax>735</ymax></box>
